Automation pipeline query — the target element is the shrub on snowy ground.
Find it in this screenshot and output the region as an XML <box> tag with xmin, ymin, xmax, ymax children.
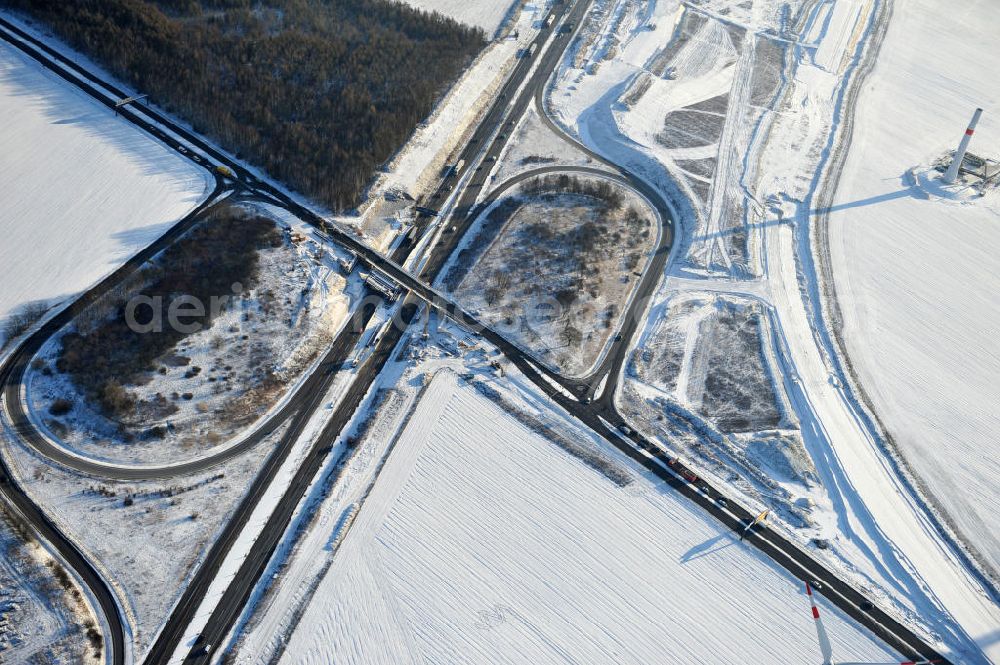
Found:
<box><xmin>48</xmin><ymin>399</ymin><xmax>73</xmax><ymax>416</ymax></box>
<box><xmin>54</xmin><ymin>206</ymin><xmax>280</xmax><ymax>420</ymax></box>
<box><xmin>2</xmin><ymin>301</ymin><xmax>47</xmax><ymax>346</ymax></box>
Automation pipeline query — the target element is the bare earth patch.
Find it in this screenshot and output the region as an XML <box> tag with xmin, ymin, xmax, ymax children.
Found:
<box><xmin>449</xmin><ymin>175</ymin><xmax>656</xmax><ymax>377</ymax></box>
<box><xmin>27</xmin><ymin>205</ymin><xmax>350</xmax><ymax>466</ymax></box>
<box><xmin>632</xmin><ymin>295</ymin><xmax>784</xmax><ymax>432</ymax></box>
<box><xmin>622</xmin><ymin>294</ymin><xmax>816</xmax><ymax>529</ymax></box>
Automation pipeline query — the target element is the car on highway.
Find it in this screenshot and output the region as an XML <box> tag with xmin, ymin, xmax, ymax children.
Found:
<box><xmin>618</xmin><ymin>424</ymin><xmax>633</xmax><ymax>436</ymax></box>
<box><xmin>192</xmin><ymin>638</ymin><xmax>212</xmax><ymax>657</ymax></box>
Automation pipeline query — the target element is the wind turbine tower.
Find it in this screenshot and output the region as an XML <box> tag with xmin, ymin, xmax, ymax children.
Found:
<box><xmin>943</xmin><ymin>108</ymin><xmax>984</xmax><ymax>184</ymax></box>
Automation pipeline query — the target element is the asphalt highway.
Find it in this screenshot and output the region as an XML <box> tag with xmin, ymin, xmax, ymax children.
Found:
<box><xmin>402</xmin><ymin>0</ymin><xmax>591</xmax><ymax>244</ymax></box>
<box><xmin>520</xmin><ymin>372</ymin><xmax>950</xmax><ymax>664</ymax></box>
<box><xmin>445</xmin><ymin>163</ymin><xmax>672</xmax><ymax>402</ymax></box>
<box><xmin>0</xmin><ymin>0</ymin><xmax>605</xmax><ymax>482</ymax></box>
<box><xmin>0</xmin><ymin>8</ymin><xmax>951</xmax><ymax>665</ymax></box>
<box><xmin>412</xmin><ymin>0</ymin><xmax>595</xmax><ymax>252</ymax></box>
<box><xmin>169</xmin><ymin>3</ymin><xmax>597</xmax><ymax>662</ymax></box>
<box><xmin>0</xmin><ymin>183</ymin><xmax>226</xmax><ymax>665</ymax></box>
<box><xmin>143</xmin><ymin>299</ymin><xmax>407</xmax><ymax>664</ymax></box>
<box><xmin>175</xmin><ymin>300</ymin><xmax>418</xmax><ymax>664</ymax></box>
<box><xmin>1</xmin><ymin>254</ymin><xmax>373</xmax><ymax>480</ymax></box>
<box><xmin>1</xmin><ymin>6</ymin><xmax>595</xmax><ymax>664</ymax></box>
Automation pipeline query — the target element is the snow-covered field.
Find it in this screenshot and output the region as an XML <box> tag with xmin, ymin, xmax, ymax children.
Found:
<box><xmin>824</xmin><ymin>0</ymin><xmax>1000</xmax><ymax>581</ymax></box>
<box><xmin>0</xmin><ymin>508</ymin><xmax>99</xmax><ymax>663</ymax></box>
<box><xmin>0</xmin><ymin>39</ymin><xmax>212</xmax><ymax>345</ymax></box>
<box><xmin>258</xmin><ymin>370</ymin><xmax>898</xmax><ymax>664</ymax></box>
<box><xmin>489</xmin><ymin>106</ymin><xmax>604</xmax><ymax>184</ymax></box>
<box><xmin>545</xmin><ymin>0</ymin><xmax>1000</xmax><ymax>661</ymax></box>
<box><xmin>546</xmin><ymin>0</ymin><xmax>702</xmax><ymax>236</ymax></box>
<box><xmin>3</xmin><ymin>0</ymin><xmax>999</xmax><ymax>663</ymax></box>
<box><xmin>0</xmin><ymin>417</ymin><xmax>290</xmax><ymax>660</ymax></box>
<box><xmin>632</xmin><ymin>293</ymin><xmax>786</xmax><ymax>432</ymax></box>
<box><xmin>396</xmin><ymin>0</ymin><xmax>519</xmax><ymax>36</ymax></box>
<box><xmin>25</xmin><ymin>204</ymin><xmax>351</xmax><ymax>467</ymax></box>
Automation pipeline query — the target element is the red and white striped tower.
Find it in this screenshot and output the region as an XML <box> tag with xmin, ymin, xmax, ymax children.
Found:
<box><xmin>806</xmin><ymin>582</ymin><xmax>835</xmax><ymax>665</ymax></box>
<box><xmin>943</xmin><ymin>107</ymin><xmax>984</xmax><ymax>184</ymax></box>
<box><xmin>802</xmin><ymin>582</ymin><xmax>942</xmax><ymax>665</ymax></box>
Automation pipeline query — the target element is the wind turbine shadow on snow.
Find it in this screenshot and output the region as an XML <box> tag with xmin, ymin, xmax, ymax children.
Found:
<box><xmin>680</xmin><ymin>530</ymin><xmax>738</xmax><ymax>564</ymax></box>
<box><xmin>692</xmin><ymin>180</ymin><xmax>923</xmax><ymax>244</ymax></box>
<box><xmin>805</xmin><ymin>581</ymin><xmax>940</xmax><ymax>665</ymax></box>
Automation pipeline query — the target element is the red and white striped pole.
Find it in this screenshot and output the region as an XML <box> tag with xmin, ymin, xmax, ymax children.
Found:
<box><xmin>944</xmin><ymin>107</ymin><xmax>984</xmax><ymax>184</ymax></box>
<box><xmin>806</xmin><ymin>582</ymin><xmax>834</xmax><ymax>665</ymax></box>
<box><xmin>805</xmin><ymin>581</ymin><xmax>943</xmax><ymax>665</ymax></box>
